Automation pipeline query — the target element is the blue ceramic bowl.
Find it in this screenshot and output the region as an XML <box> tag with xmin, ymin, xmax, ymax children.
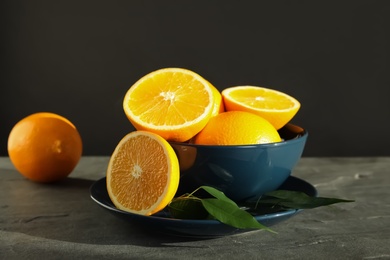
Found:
<box><xmin>170</xmin><ymin>123</ymin><xmax>308</xmax><ymax>202</ymax></box>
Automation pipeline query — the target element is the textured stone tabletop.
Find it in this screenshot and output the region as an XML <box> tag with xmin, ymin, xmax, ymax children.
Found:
<box><xmin>1</xmin><ymin>157</ymin><xmax>389</xmax><ymax>259</ymax></box>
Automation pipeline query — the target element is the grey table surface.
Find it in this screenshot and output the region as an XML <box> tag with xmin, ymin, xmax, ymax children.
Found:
<box><xmin>1</xmin><ymin>156</ymin><xmax>389</xmax><ymax>260</ymax></box>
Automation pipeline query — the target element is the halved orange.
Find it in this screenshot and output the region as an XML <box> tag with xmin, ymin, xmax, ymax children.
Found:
<box><xmin>106</xmin><ymin>131</ymin><xmax>180</xmax><ymax>216</ymax></box>
<box><xmin>209</xmin><ymin>84</ymin><xmax>225</xmax><ymax>116</ymax></box>
<box><xmin>123</xmin><ymin>68</ymin><xmax>215</xmax><ymax>142</ymax></box>
<box><xmin>222</xmin><ymin>86</ymin><xmax>300</xmax><ymax>130</ymax></box>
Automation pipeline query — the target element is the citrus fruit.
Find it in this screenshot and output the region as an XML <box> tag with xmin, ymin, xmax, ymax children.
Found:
<box><xmin>7</xmin><ymin>112</ymin><xmax>82</xmax><ymax>183</ymax></box>
<box><xmin>194</xmin><ymin>111</ymin><xmax>281</xmax><ymax>145</ymax></box>
<box><xmin>106</xmin><ymin>131</ymin><xmax>180</xmax><ymax>216</ymax></box>
<box><xmin>222</xmin><ymin>86</ymin><xmax>300</xmax><ymax>130</ymax></box>
<box><xmin>123</xmin><ymin>68</ymin><xmax>216</xmax><ymax>142</ymax></box>
<box><xmin>209</xmin><ymin>84</ymin><xmax>225</xmax><ymax>116</ymax></box>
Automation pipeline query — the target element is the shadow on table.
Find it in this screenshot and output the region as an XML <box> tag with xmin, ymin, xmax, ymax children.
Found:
<box><xmin>4</xmin><ymin>175</ymin><xmax>223</xmax><ymax>247</ymax></box>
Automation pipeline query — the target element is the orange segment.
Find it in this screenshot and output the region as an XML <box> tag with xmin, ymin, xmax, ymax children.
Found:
<box><xmin>106</xmin><ymin>131</ymin><xmax>180</xmax><ymax>216</ymax></box>
<box><xmin>222</xmin><ymin>86</ymin><xmax>300</xmax><ymax>130</ymax></box>
<box><xmin>194</xmin><ymin>111</ymin><xmax>281</xmax><ymax>145</ymax></box>
<box><xmin>123</xmin><ymin>68</ymin><xmax>215</xmax><ymax>142</ymax></box>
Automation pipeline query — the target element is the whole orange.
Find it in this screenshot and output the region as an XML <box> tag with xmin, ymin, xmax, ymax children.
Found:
<box><xmin>194</xmin><ymin>111</ymin><xmax>281</xmax><ymax>145</ymax></box>
<box><xmin>7</xmin><ymin>112</ymin><xmax>83</xmax><ymax>183</ymax></box>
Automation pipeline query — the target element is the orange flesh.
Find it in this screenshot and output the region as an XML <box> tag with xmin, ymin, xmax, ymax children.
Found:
<box><xmin>106</xmin><ymin>131</ymin><xmax>180</xmax><ymax>216</ymax></box>
<box><xmin>126</xmin><ymin>72</ymin><xmax>212</xmax><ymax>127</ymax></box>
<box><xmin>228</xmin><ymin>88</ymin><xmax>297</xmax><ymax>110</ymax></box>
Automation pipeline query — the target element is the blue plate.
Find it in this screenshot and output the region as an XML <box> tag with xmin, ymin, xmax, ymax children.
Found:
<box><xmin>90</xmin><ymin>176</ymin><xmax>317</xmax><ymax>238</ymax></box>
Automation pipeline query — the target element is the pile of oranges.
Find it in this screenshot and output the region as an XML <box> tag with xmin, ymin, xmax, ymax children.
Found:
<box><xmin>122</xmin><ymin>68</ymin><xmax>300</xmax><ymax>145</ymax></box>
<box><xmin>108</xmin><ymin>68</ymin><xmax>300</xmax><ymax>216</ymax></box>
<box><xmin>7</xmin><ymin>67</ymin><xmax>300</xmax><ymax>217</ymax></box>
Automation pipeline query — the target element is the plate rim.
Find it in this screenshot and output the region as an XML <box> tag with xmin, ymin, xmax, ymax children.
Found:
<box><xmin>90</xmin><ymin>176</ymin><xmax>316</xmax><ymax>225</ymax></box>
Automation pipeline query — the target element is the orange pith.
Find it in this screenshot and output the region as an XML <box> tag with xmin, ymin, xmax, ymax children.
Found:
<box><xmin>7</xmin><ymin>112</ymin><xmax>82</xmax><ymax>183</ymax></box>
<box><xmin>194</xmin><ymin>111</ymin><xmax>281</xmax><ymax>145</ymax></box>
<box><xmin>222</xmin><ymin>86</ymin><xmax>300</xmax><ymax>130</ymax></box>
<box><xmin>106</xmin><ymin>131</ymin><xmax>180</xmax><ymax>216</ymax></box>
<box><xmin>123</xmin><ymin>68</ymin><xmax>215</xmax><ymax>142</ymax></box>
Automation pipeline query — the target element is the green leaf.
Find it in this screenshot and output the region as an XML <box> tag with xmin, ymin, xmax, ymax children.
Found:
<box><xmin>201</xmin><ymin>198</ymin><xmax>275</xmax><ymax>233</ymax></box>
<box><xmin>167</xmin><ymin>187</ymin><xmax>354</xmax><ymax>233</ymax></box>
<box><xmin>257</xmin><ymin>190</ymin><xmax>355</xmax><ymax>209</ymax></box>
<box><xmin>199</xmin><ymin>186</ymin><xmax>238</xmax><ymax>206</ymax></box>
<box><xmin>168</xmin><ymin>197</ymin><xmax>209</xmax><ymax>219</ymax></box>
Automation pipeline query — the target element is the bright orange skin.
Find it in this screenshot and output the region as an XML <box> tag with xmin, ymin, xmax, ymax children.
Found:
<box><xmin>194</xmin><ymin>111</ymin><xmax>281</xmax><ymax>145</ymax></box>
<box><xmin>209</xmin><ymin>84</ymin><xmax>225</xmax><ymax>116</ymax></box>
<box><xmin>7</xmin><ymin>112</ymin><xmax>82</xmax><ymax>183</ymax></box>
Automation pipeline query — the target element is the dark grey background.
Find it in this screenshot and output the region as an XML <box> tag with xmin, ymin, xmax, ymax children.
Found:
<box><xmin>1</xmin><ymin>0</ymin><xmax>389</xmax><ymax>157</ymax></box>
